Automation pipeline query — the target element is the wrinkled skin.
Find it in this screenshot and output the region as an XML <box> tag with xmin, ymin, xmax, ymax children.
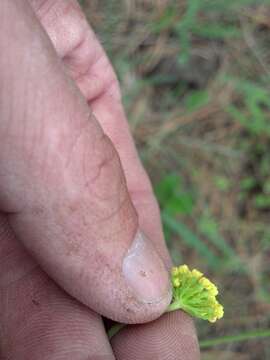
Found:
<box><xmin>0</xmin><ymin>1</ymin><xmax>200</xmax><ymax>359</ymax></box>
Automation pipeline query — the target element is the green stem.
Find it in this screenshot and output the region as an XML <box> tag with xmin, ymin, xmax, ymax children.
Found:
<box><xmin>108</xmin><ymin>323</ymin><xmax>270</xmax><ymax>348</ymax></box>
<box><xmin>167</xmin><ymin>301</ymin><xmax>182</xmax><ymax>312</ymax></box>
<box><xmin>108</xmin><ymin>302</ymin><xmax>182</xmax><ymax>339</ymax></box>
<box><xmin>200</xmin><ymin>329</ymin><xmax>270</xmax><ymax>348</ymax></box>
<box><xmin>108</xmin><ymin>323</ymin><xmax>125</xmax><ymax>340</ymax></box>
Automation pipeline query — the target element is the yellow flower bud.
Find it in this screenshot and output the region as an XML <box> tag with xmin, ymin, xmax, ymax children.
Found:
<box><xmin>178</xmin><ymin>264</ymin><xmax>189</xmax><ymax>274</ymax></box>
<box><xmin>173</xmin><ymin>278</ymin><xmax>181</xmax><ymax>287</ymax></box>
<box><xmin>192</xmin><ymin>269</ymin><xmax>203</xmax><ymax>279</ymax></box>
<box><xmin>171</xmin><ymin>267</ymin><xmax>179</xmax><ymax>276</ymax></box>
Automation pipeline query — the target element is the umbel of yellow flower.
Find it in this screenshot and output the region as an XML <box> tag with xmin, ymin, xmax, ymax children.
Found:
<box><xmin>167</xmin><ymin>264</ymin><xmax>224</xmax><ymax>323</ymax></box>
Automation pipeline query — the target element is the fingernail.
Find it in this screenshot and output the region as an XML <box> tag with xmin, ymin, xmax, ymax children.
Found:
<box><xmin>122</xmin><ymin>231</ymin><xmax>171</xmax><ymax>304</ymax></box>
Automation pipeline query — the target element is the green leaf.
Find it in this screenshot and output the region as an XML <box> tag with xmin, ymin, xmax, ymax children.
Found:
<box><xmin>151</xmin><ymin>6</ymin><xmax>176</xmax><ymax>33</ymax></box>
<box><xmin>162</xmin><ymin>212</ymin><xmax>219</xmax><ymax>269</ymax></box>
<box><xmin>254</xmin><ymin>195</ymin><xmax>270</xmax><ymax>209</ymax></box>
<box><xmin>167</xmin><ymin>193</ymin><xmax>194</xmax><ymax>215</ymax></box>
<box><xmin>226</xmin><ymin>105</ymin><xmax>249</xmax><ymax>128</ymax></box>
<box><xmin>198</xmin><ymin>216</ymin><xmax>237</xmax><ymax>261</ymax></box>
<box><xmin>192</xmin><ymin>23</ymin><xmax>240</xmax><ymax>39</ymax></box>
<box><xmin>155</xmin><ymin>174</ymin><xmax>181</xmax><ymax>206</ymax></box>
<box><xmin>214</xmin><ymin>176</ymin><xmax>231</xmax><ymax>192</ymax></box>
<box><xmin>155</xmin><ymin>174</ymin><xmax>194</xmax><ymax>215</ymax></box>
<box><xmin>174</xmin><ymin>0</ymin><xmax>201</xmax><ymax>63</ymax></box>
<box><xmin>240</xmin><ymin>177</ymin><xmax>257</xmax><ymax>191</ymax></box>
<box><xmin>185</xmin><ymin>90</ymin><xmax>210</xmax><ymax>112</ymax></box>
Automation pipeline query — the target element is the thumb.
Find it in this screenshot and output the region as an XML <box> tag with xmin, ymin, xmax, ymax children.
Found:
<box><xmin>0</xmin><ymin>0</ymin><xmax>171</xmax><ymax>323</ymax></box>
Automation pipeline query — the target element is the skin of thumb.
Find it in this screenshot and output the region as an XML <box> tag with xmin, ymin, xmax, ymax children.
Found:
<box><xmin>0</xmin><ymin>0</ymin><xmax>171</xmax><ymax>323</ymax></box>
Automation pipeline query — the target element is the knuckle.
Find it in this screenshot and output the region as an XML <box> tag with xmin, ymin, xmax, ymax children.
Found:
<box><xmin>87</xmin><ymin>132</ymin><xmax>125</xmax><ymax>199</ymax></box>
<box><xmin>85</xmin><ymin>132</ymin><xmax>135</xmax><ymax>226</ymax></box>
<box><xmin>31</xmin><ymin>0</ymin><xmax>88</xmax><ymax>58</ymax></box>
<box><xmin>64</xmin><ymin>119</ymin><xmax>133</xmax><ymax>223</ymax></box>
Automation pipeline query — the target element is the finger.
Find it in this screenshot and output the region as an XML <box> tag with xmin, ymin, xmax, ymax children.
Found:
<box><xmin>0</xmin><ymin>0</ymin><xmax>171</xmax><ymax>323</ymax></box>
<box><xmin>0</xmin><ymin>215</ymin><xmax>115</xmax><ymax>360</ymax></box>
<box><xmin>28</xmin><ymin>3</ymin><xmax>199</xmax><ymax>356</ymax></box>
<box><xmin>111</xmin><ymin>311</ymin><xmax>200</xmax><ymax>360</ymax></box>
<box><xmin>29</xmin><ymin>0</ymin><xmax>171</xmax><ymax>267</ymax></box>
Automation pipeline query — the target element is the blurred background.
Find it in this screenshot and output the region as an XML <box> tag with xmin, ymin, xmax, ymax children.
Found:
<box><xmin>80</xmin><ymin>1</ymin><xmax>270</xmax><ymax>358</ymax></box>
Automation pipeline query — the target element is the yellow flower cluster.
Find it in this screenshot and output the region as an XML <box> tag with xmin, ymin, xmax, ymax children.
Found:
<box><xmin>168</xmin><ymin>264</ymin><xmax>224</xmax><ymax>323</ymax></box>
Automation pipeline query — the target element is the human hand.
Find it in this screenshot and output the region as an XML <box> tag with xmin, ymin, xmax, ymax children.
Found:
<box><xmin>0</xmin><ymin>1</ymin><xmax>200</xmax><ymax>359</ymax></box>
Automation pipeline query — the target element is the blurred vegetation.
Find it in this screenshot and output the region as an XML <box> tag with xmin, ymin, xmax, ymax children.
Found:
<box><xmin>82</xmin><ymin>0</ymin><xmax>270</xmax><ymax>358</ymax></box>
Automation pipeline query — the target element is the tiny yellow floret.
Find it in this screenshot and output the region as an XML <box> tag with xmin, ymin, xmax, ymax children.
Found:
<box><xmin>199</xmin><ymin>277</ymin><xmax>218</xmax><ymax>296</ymax></box>
<box><xmin>167</xmin><ymin>264</ymin><xmax>224</xmax><ymax>323</ymax></box>
<box><xmin>179</xmin><ymin>264</ymin><xmax>189</xmax><ymax>273</ymax></box>
<box><xmin>171</xmin><ymin>267</ymin><xmax>179</xmax><ymax>276</ymax></box>
<box><xmin>192</xmin><ymin>269</ymin><xmax>203</xmax><ymax>278</ymax></box>
<box><xmin>172</xmin><ymin>278</ymin><xmax>181</xmax><ymax>287</ymax></box>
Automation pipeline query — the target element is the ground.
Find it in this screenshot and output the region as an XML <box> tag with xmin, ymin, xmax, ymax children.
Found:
<box><xmin>82</xmin><ymin>1</ymin><xmax>270</xmax><ymax>359</ymax></box>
